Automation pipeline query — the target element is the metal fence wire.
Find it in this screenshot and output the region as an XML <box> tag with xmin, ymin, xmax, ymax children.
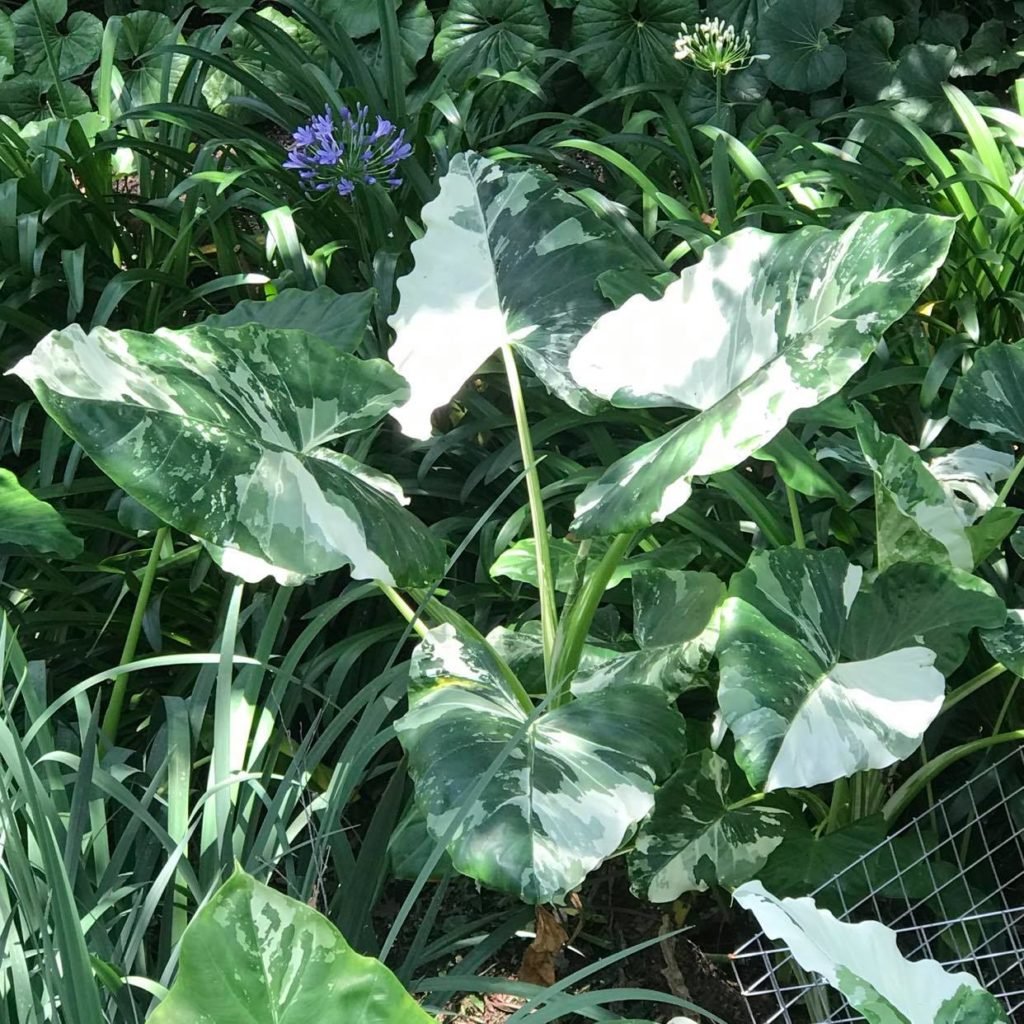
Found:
<box><xmin>729</xmin><ymin>743</ymin><xmax>1024</xmax><ymax>1023</ymax></box>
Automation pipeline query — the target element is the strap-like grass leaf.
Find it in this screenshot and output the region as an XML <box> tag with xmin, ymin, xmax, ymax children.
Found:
<box><xmin>717</xmin><ymin>547</ymin><xmax>944</xmax><ymax>791</ymax></box>
<box><xmin>395</xmin><ymin>625</ymin><xmax>686</xmax><ymax>903</ymax></box>
<box><xmin>569</xmin><ymin>210</ymin><xmax>954</xmax><ymax>537</ymax></box>
<box><xmin>10</xmin><ymin>322</ymin><xmax>444</xmax><ymax>586</ymax></box>
<box><xmin>148</xmin><ymin>867</ymin><xmax>433</xmax><ymax>1023</ymax></box>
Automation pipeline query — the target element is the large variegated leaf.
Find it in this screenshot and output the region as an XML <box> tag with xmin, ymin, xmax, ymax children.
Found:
<box><xmin>950</xmin><ymin>340</ymin><xmax>1024</xmax><ymax>442</ymax></box>
<box><xmin>394</xmin><ymin>624</ymin><xmax>685</xmax><ymax>904</ymax></box>
<box><xmin>927</xmin><ymin>443</ymin><xmax>1013</xmax><ymax>525</ymax></box>
<box><xmin>567</xmin><ymin>211</ymin><xmax>955</xmax><ymax>537</ymax></box>
<box><xmin>148</xmin><ymin>867</ymin><xmax>433</xmax><ymax>1024</ymax></box>
<box><xmin>980</xmin><ymin>609</ymin><xmax>1024</xmax><ymax>676</ymax></box>
<box><xmin>573</xmin><ymin>569</ymin><xmax>725</xmax><ymax>699</ymax></box>
<box><xmin>717</xmin><ymin>547</ymin><xmax>944</xmax><ymax>791</ymax></box>
<box><xmin>855</xmin><ymin>407</ymin><xmax>973</xmax><ymax>571</ymax></box>
<box><xmin>387</xmin><ymin>151</ymin><xmax>635</xmax><ymax>438</ymax></box>
<box><xmin>10</xmin><ymin>323</ymin><xmax>444</xmax><ymax>586</ymax></box>
<box><xmin>734</xmin><ymin>881</ymin><xmax>1009</xmax><ymax>1024</ymax></box>
<box><xmin>629</xmin><ymin>751</ymin><xmax>789</xmax><ymax>902</ymax></box>
<box><xmin>843</xmin><ymin>562</ymin><xmax>1004</xmax><ymax>675</ymax></box>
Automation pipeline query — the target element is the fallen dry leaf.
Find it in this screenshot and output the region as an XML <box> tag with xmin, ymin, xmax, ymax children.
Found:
<box><xmin>518</xmin><ymin>905</ymin><xmax>568</xmax><ymax>986</ymax></box>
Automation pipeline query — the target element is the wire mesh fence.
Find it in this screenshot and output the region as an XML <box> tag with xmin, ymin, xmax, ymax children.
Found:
<box><xmin>730</xmin><ymin>743</ymin><xmax>1024</xmax><ymax>1023</ymax></box>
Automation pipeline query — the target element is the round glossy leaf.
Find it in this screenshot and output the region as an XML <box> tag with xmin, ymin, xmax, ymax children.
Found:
<box><xmin>148</xmin><ymin>868</ymin><xmax>433</xmax><ymax>1024</ymax></box>
<box><xmin>568</xmin><ymin>211</ymin><xmax>954</xmax><ymax>538</ymax></box>
<box><xmin>433</xmin><ymin>0</ymin><xmax>549</xmax><ymax>85</ymax></box>
<box><xmin>0</xmin><ymin>75</ymin><xmax>91</xmax><ymax>125</ymax></box>
<box><xmin>94</xmin><ymin>11</ymin><xmax>185</xmax><ymax>117</ymax></box>
<box><xmin>309</xmin><ymin>0</ymin><xmax>402</xmax><ymax>40</ymax></box>
<box><xmin>718</xmin><ymin>547</ymin><xmax>944</xmax><ymax>792</ymax></box>
<box><xmin>759</xmin><ymin>0</ymin><xmax>845</xmax><ymax>93</ymax></box>
<box><xmin>356</xmin><ymin>0</ymin><xmax>434</xmax><ymax>91</ymax></box>
<box><xmin>570</xmin><ymin>0</ymin><xmax>695</xmax><ymax>93</ymax></box>
<box><xmin>396</xmin><ymin>625</ymin><xmax>686</xmax><ymax>903</ymax></box>
<box><xmin>12</xmin><ymin>0</ymin><xmax>102</xmax><ymax>80</ymax></box>
<box><xmin>10</xmin><ymin>323</ymin><xmax>445</xmax><ymax>587</ymax></box>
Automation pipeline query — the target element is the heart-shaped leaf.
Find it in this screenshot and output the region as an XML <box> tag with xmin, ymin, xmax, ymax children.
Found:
<box><xmin>759</xmin><ymin>0</ymin><xmax>846</xmax><ymax>93</ymax></box>
<box><xmin>717</xmin><ymin>547</ymin><xmax>944</xmax><ymax>791</ymax></box>
<box><xmin>309</xmin><ymin>0</ymin><xmax>402</xmax><ymax>40</ymax></box>
<box><xmin>855</xmin><ymin>408</ymin><xmax>974</xmax><ymax>572</ymax></box>
<box><xmin>843</xmin><ymin>562</ymin><xmax>1005</xmax><ymax>676</ymax></box>
<box><xmin>388</xmin><ymin>151</ymin><xmax>636</xmax><ymax>439</ymax></box>
<box><xmin>0</xmin><ymin>469</ymin><xmax>82</xmax><ymax>558</ymax></box>
<box><xmin>433</xmin><ymin>0</ymin><xmax>549</xmax><ymax>85</ymax></box>
<box><xmin>568</xmin><ymin>211</ymin><xmax>954</xmax><ymax>537</ymax></box>
<box><xmin>927</xmin><ymin>443</ymin><xmax>1013</xmax><ymax>525</ymax></box>
<box><xmin>395</xmin><ymin>624</ymin><xmax>685</xmax><ymax>903</ymax></box>
<box><xmin>204</xmin><ymin>287</ymin><xmax>375</xmax><ymax>353</ymax></box>
<box><xmin>570</xmin><ymin>0</ymin><xmax>694</xmax><ymax>93</ymax></box>
<box><xmin>980</xmin><ymin>609</ymin><xmax>1024</xmax><ymax>677</ymax></box>
<box><xmin>950</xmin><ymin>340</ymin><xmax>1024</xmax><ymax>443</ymax></box>
<box><xmin>629</xmin><ymin>750</ymin><xmax>789</xmax><ymax>902</ymax></box>
<box><xmin>735</xmin><ymin>881</ymin><xmax>1009</xmax><ymax>1024</ymax></box>
<box><xmin>572</xmin><ymin>569</ymin><xmax>725</xmax><ymax>699</ymax></box>
<box><xmin>356</xmin><ymin>0</ymin><xmax>434</xmax><ymax>92</ymax></box>
<box><xmin>10</xmin><ymin>323</ymin><xmax>444</xmax><ymax>586</ymax></box>
<box><xmin>147</xmin><ymin>867</ymin><xmax>434</xmax><ymax>1023</ymax></box>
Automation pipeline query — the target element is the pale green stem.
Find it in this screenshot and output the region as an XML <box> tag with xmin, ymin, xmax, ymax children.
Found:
<box><xmin>102</xmin><ymin>526</ymin><xmax>170</xmax><ymax>745</ymax></box>
<box><xmin>501</xmin><ymin>344</ymin><xmax>557</xmax><ymax>689</ymax></box>
<box><xmin>995</xmin><ymin>452</ymin><xmax>1024</xmax><ymax>506</ymax></box>
<box><xmin>942</xmin><ymin>662</ymin><xmax>1007</xmax><ymax>713</ymax></box>
<box><xmin>786</xmin><ymin>483</ymin><xmax>805</xmax><ymax>549</ymax></box>
<box><xmin>727</xmin><ymin>791</ymin><xmax>766</xmax><ymax>811</ymax></box>
<box><xmin>883</xmin><ymin>729</ymin><xmax>1024</xmax><ymax>823</ymax></box>
<box><xmin>377</xmin><ymin>582</ymin><xmax>429</xmax><ymax>640</ymax></box>
<box><xmin>550</xmin><ymin>532</ymin><xmax>634</xmax><ymax>705</ymax></box>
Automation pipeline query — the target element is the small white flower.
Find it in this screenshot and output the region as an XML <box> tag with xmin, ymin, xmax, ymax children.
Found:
<box><xmin>672</xmin><ymin>17</ymin><xmax>757</xmax><ymax>76</ymax></box>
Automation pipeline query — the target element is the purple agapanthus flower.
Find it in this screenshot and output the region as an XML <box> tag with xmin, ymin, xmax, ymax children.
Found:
<box><xmin>283</xmin><ymin>104</ymin><xmax>413</xmax><ymax>197</ymax></box>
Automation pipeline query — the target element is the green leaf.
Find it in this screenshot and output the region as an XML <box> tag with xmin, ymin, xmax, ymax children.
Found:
<box><xmin>356</xmin><ymin>0</ymin><xmax>434</xmax><ymax>92</ymax></box>
<box><xmin>388</xmin><ymin>802</ymin><xmax>453</xmax><ymax>881</ymax></box>
<box><xmin>93</xmin><ymin>11</ymin><xmax>185</xmax><ymax>117</ymax></box>
<box><xmin>759</xmin><ymin>0</ymin><xmax>846</xmax><ymax>93</ymax></box>
<box><xmin>628</xmin><ymin>751</ymin><xmax>789</xmax><ymax>902</ymax></box>
<box><xmin>12</xmin><ymin>0</ymin><xmax>102</xmax><ymax>80</ymax></box>
<box><xmin>718</xmin><ymin>547</ymin><xmax>944</xmax><ymax>792</ymax></box>
<box><xmin>569</xmin><ymin>211</ymin><xmax>955</xmax><ymax>538</ymax></box>
<box><xmin>0</xmin><ymin>468</ymin><xmax>82</xmax><ymax>558</ymax></box>
<box><xmin>489</xmin><ymin>535</ymin><xmax>699</xmax><ymax>593</ymax></box>
<box><xmin>388</xmin><ymin>151</ymin><xmax>636</xmax><ymax>438</ymax></box>
<box><xmin>573</xmin><ymin>569</ymin><xmax>725</xmax><ymax>699</ymax></box>
<box><xmin>147</xmin><ymin>867</ymin><xmax>433</xmax><ymax>1023</ymax></box>
<box><xmin>570</xmin><ymin>0</ymin><xmax>695</xmax><ymax>93</ymax></box>
<box><xmin>708</xmin><ymin>0</ymin><xmax>769</xmax><ymax>37</ymax></box>
<box><xmin>395</xmin><ymin>625</ymin><xmax>686</xmax><ymax>903</ymax></box>
<box><xmin>0</xmin><ymin>74</ymin><xmax>91</xmax><ymax>124</ymax></box>
<box><xmin>954</xmin><ymin>20</ymin><xmax>1024</xmax><ymax>79</ymax></box>
<box><xmin>844</xmin><ymin>17</ymin><xmax>956</xmax><ymax>129</ymax></box>
<box><xmin>0</xmin><ymin>13</ymin><xmax>14</xmax><ymax>79</ymax></box>
<box><xmin>855</xmin><ymin>408</ymin><xmax>973</xmax><ymax>572</ymax></box>
<box><xmin>949</xmin><ymin>341</ymin><xmax>1024</xmax><ymax>444</ymax></box>
<box><xmin>843</xmin><ymin>562</ymin><xmax>1005</xmax><ymax>676</ymax></box>
<box><xmin>927</xmin><ymin>444</ymin><xmax>1013</xmax><ymax>526</ymax></box>
<box><xmin>204</xmin><ymin>288</ymin><xmax>375</xmax><ymax>354</ymax></box>
<box><xmin>980</xmin><ymin>609</ymin><xmax>1024</xmax><ymax>676</ymax></box>
<box><xmin>309</xmin><ymin>0</ymin><xmax>402</xmax><ymax>40</ymax></box>
<box><xmin>734</xmin><ymin>882</ymin><xmax>1009</xmax><ymax>1024</ymax></box>
<box><xmin>10</xmin><ymin>323</ymin><xmax>444</xmax><ymax>587</ymax></box>
<box><xmin>432</xmin><ymin>0</ymin><xmax>549</xmax><ymax>85</ymax></box>
<box><xmin>754</xmin><ymin>428</ymin><xmax>853</xmax><ymax>506</ymax></box>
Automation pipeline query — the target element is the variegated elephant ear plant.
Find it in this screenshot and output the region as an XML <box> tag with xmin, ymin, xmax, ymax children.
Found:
<box><xmin>12</xmin><ymin>149</ymin><xmax>1017</xmax><ymax>1020</ymax></box>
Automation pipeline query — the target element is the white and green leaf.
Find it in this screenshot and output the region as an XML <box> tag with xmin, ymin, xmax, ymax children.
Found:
<box><xmin>629</xmin><ymin>751</ymin><xmax>789</xmax><ymax>902</ymax></box>
<box><xmin>395</xmin><ymin>624</ymin><xmax>686</xmax><ymax>904</ymax></box>
<box><xmin>855</xmin><ymin>407</ymin><xmax>974</xmax><ymax>572</ymax></box>
<box><xmin>10</xmin><ymin>322</ymin><xmax>444</xmax><ymax>586</ymax></box>
<box><xmin>734</xmin><ymin>881</ymin><xmax>1009</xmax><ymax>1024</ymax></box>
<box><xmin>148</xmin><ymin>867</ymin><xmax>433</xmax><ymax>1024</ymax></box>
<box><xmin>717</xmin><ymin>547</ymin><xmax>944</xmax><ymax>791</ymax></box>
<box><xmin>388</xmin><ymin>150</ymin><xmax>636</xmax><ymax>438</ymax></box>
<box><xmin>568</xmin><ymin>211</ymin><xmax>955</xmax><ymax>537</ymax></box>
<box><xmin>949</xmin><ymin>340</ymin><xmax>1024</xmax><ymax>443</ymax></box>
<box><xmin>573</xmin><ymin>569</ymin><xmax>725</xmax><ymax>700</ymax></box>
